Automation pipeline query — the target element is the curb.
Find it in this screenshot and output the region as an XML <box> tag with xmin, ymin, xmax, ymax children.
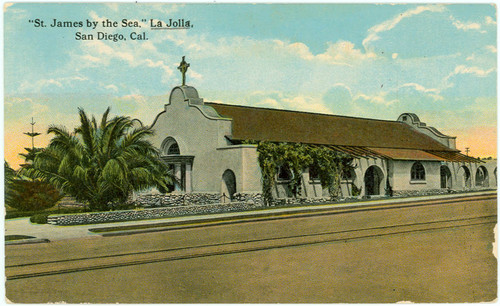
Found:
<box><xmin>5</xmin><ymin>238</ymin><xmax>50</xmax><ymax>246</ymax></box>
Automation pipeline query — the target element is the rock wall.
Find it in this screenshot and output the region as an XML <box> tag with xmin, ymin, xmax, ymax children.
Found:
<box><xmin>47</xmin><ymin>192</ymin><xmax>343</xmax><ymax>225</ymax></box>
<box><xmin>134</xmin><ymin>193</ymin><xmax>223</xmax><ymax>208</ymax></box>
<box><xmin>134</xmin><ymin>192</ymin><xmax>265</xmax><ymax>207</ymax></box>
<box><xmin>392</xmin><ymin>189</ymin><xmax>455</xmax><ymax>197</ymax></box>
<box><xmin>47</xmin><ymin>201</ymin><xmax>260</xmax><ymax>226</ymax></box>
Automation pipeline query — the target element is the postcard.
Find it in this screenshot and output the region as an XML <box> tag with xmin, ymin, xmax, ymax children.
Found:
<box><xmin>4</xmin><ymin>3</ymin><xmax>497</xmax><ymax>303</ymax></box>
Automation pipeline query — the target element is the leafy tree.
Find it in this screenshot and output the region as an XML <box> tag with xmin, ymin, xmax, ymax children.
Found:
<box><xmin>19</xmin><ymin>147</ymin><xmax>42</xmax><ymax>167</ymax></box>
<box><xmin>257</xmin><ymin>142</ymin><xmax>354</xmax><ymax>205</ymax></box>
<box><xmin>22</xmin><ymin>108</ymin><xmax>173</xmax><ymax>211</ymax></box>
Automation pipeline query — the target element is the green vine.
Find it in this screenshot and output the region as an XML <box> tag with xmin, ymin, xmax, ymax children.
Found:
<box><xmin>256</xmin><ymin>141</ymin><xmax>355</xmax><ymax>206</ymax></box>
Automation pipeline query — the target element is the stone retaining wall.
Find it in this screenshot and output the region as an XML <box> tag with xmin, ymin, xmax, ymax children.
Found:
<box><xmin>268</xmin><ymin>197</ymin><xmax>335</xmax><ymax>206</ymax></box>
<box><xmin>134</xmin><ymin>192</ymin><xmax>335</xmax><ymax>208</ymax></box>
<box><xmin>47</xmin><ymin>193</ymin><xmax>342</xmax><ymax>225</ymax></box>
<box><xmin>392</xmin><ymin>189</ymin><xmax>456</xmax><ymax>197</ymax></box>
<box><xmin>47</xmin><ymin>201</ymin><xmax>261</xmax><ymax>226</ymax></box>
<box><xmin>49</xmin><ymin>188</ymin><xmax>492</xmax><ymax>226</ymax></box>
<box><xmin>134</xmin><ymin>193</ymin><xmax>223</xmax><ymax>207</ymax></box>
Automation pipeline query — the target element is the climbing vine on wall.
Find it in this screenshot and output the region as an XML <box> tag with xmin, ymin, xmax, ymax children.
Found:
<box><xmin>256</xmin><ymin>141</ymin><xmax>355</xmax><ymax>206</ymax></box>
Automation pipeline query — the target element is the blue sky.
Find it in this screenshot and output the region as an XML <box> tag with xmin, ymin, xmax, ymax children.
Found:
<box><xmin>4</xmin><ymin>3</ymin><xmax>497</xmax><ymax>166</ymax></box>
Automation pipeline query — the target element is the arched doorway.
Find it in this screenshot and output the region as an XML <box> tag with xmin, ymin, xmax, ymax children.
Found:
<box><xmin>457</xmin><ymin>166</ymin><xmax>471</xmax><ymax>189</ymax></box>
<box><xmin>494</xmin><ymin>168</ymin><xmax>497</xmax><ymax>186</ymax></box>
<box><xmin>364</xmin><ymin>166</ymin><xmax>384</xmax><ymax>196</ymax></box>
<box><xmin>440</xmin><ymin>165</ymin><xmax>452</xmax><ymax>189</ymax></box>
<box><xmin>222</xmin><ymin>169</ymin><xmax>237</xmax><ymax>201</ymax></box>
<box><xmin>342</xmin><ymin>168</ymin><xmax>358</xmax><ymax>196</ymax></box>
<box><xmin>475</xmin><ymin>166</ymin><xmax>489</xmax><ymax>187</ymax></box>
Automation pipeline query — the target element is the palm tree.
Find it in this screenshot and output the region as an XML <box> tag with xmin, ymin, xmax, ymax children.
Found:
<box><xmin>22</xmin><ymin>108</ymin><xmax>173</xmax><ymax>211</ymax></box>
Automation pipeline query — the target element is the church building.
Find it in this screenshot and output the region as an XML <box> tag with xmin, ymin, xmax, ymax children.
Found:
<box><xmin>146</xmin><ymin>57</ymin><xmax>496</xmax><ymax>201</ymax></box>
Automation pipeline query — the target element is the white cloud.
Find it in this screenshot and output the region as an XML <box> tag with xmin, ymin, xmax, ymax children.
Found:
<box><xmin>18</xmin><ymin>76</ymin><xmax>91</xmax><ymax>92</ymax></box>
<box><xmin>188</xmin><ymin>69</ymin><xmax>203</xmax><ymax>80</ymax></box>
<box><xmin>105</xmin><ymin>3</ymin><xmax>118</xmax><ymax>12</ymax></box>
<box><xmin>254</xmin><ymin>98</ymin><xmax>284</xmax><ymax>109</ymax></box>
<box><xmin>89</xmin><ymin>11</ymin><xmax>107</xmax><ymax>24</ymax></box>
<box><xmin>4</xmin><ymin>96</ymin><xmax>50</xmax><ymax>119</ymax></box>
<box><xmin>275</xmin><ymin>40</ymin><xmax>314</xmax><ymax>61</ymax></box>
<box><xmin>60</xmin><ymin>76</ymin><xmax>88</xmax><ymax>82</ymax></box>
<box><xmin>144</xmin><ymin>59</ymin><xmax>174</xmax><ymax>76</ymax></box>
<box><xmin>400</xmin><ymin>82</ymin><xmax>440</xmax><ymax>94</ymax></box>
<box><xmin>354</xmin><ymin>92</ymin><xmax>399</xmax><ymax>107</ymax></box>
<box><xmin>332</xmin><ymin>83</ymin><xmax>353</xmax><ymax>96</ymax></box>
<box><xmin>442</xmin><ymin>64</ymin><xmax>496</xmax><ymax>89</ymax></box>
<box><xmin>400</xmin><ymin>83</ymin><xmax>443</xmax><ymax>101</ymax></box>
<box><xmin>450</xmin><ymin>16</ymin><xmax>485</xmax><ymax>33</ymax></box>
<box><xmin>451</xmin><ymin>65</ymin><xmax>495</xmax><ymax>77</ymax></box>
<box><xmin>104</xmin><ymin>84</ymin><xmax>118</xmax><ymax>92</ymax></box>
<box><xmin>485</xmin><ymin>16</ymin><xmax>496</xmax><ymax>25</ymax></box>
<box><xmin>485</xmin><ymin>45</ymin><xmax>497</xmax><ymax>53</ymax></box>
<box><xmin>78</xmin><ymin>40</ymin><xmax>136</xmax><ymax>66</ymax></box>
<box><xmin>363</xmin><ymin>5</ymin><xmax>446</xmax><ymax>48</ymax></box>
<box><xmin>316</xmin><ymin>41</ymin><xmax>377</xmax><ymax>65</ymax></box>
<box><xmin>20</xmin><ymin>79</ymin><xmax>62</xmax><ymax>92</ymax></box>
<box><xmin>247</xmin><ymin>91</ymin><xmax>331</xmax><ymax>114</ymax></box>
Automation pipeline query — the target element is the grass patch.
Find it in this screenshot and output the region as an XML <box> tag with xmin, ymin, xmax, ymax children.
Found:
<box><xmin>5</xmin><ymin>206</ymin><xmax>87</xmax><ymax>219</ymax></box>
<box><xmin>5</xmin><ymin>235</ymin><xmax>36</xmax><ymax>241</ymax></box>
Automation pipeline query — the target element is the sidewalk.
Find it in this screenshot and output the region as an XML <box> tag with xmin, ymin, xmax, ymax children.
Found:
<box><xmin>5</xmin><ymin>190</ymin><xmax>496</xmax><ymax>243</ymax></box>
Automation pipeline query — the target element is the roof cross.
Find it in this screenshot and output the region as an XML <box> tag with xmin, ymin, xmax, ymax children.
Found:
<box><xmin>177</xmin><ymin>56</ymin><xmax>190</xmax><ymax>86</ymax></box>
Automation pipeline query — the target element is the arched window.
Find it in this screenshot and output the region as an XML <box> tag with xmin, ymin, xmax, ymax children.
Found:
<box><xmin>167</xmin><ymin>142</ymin><xmax>180</xmax><ymax>155</ymax></box>
<box><xmin>411</xmin><ymin>162</ymin><xmax>426</xmax><ymax>181</ymax></box>
<box><xmin>161</xmin><ymin>137</ymin><xmax>180</xmax><ymax>156</ymax></box>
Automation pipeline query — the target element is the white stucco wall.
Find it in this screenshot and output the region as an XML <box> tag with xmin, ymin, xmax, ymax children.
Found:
<box><xmin>391</xmin><ymin>160</ymin><xmax>441</xmax><ymax>191</ymax></box>
<box><xmin>149</xmin><ymin>86</ymin><xmax>263</xmax><ymax>194</ymax></box>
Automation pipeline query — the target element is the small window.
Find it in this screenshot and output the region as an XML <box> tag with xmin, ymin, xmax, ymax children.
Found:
<box><xmin>411</xmin><ymin>162</ymin><xmax>425</xmax><ymax>181</ymax></box>
<box><xmin>277</xmin><ymin>165</ymin><xmax>293</xmax><ymax>181</ymax></box>
<box><xmin>309</xmin><ymin>164</ymin><xmax>320</xmax><ymax>181</ymax></box>
<box><xmin>402</xmin><ymin>115</ymin><xmax>408</xmax><ymax>121</ymax></box>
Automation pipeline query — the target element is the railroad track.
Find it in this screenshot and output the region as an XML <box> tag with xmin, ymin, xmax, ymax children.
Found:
<box><xmin>6</xmin><ymin>210</ymin><xmax>496</xmax><ymax>280</ymax></box>
<box><xmin>89</xmin><ymin>193</ymin><xmax>497</xmax><ymax>236</ymax></box>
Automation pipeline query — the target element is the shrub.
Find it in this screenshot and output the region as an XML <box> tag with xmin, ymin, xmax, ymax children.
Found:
<box><xmin>5</xmin><ymin>211</ymin><xmax>38</xmax><ymax>219</ymax></box>
<box><xmin>30</xmin><ymin>213</ymin><xmax>50</xmax><ymax>224</ymax></box>
<box><xmin>7</xmin><ymin>180</ymin><xmax>62</xmax><ymax>211</ymax></box>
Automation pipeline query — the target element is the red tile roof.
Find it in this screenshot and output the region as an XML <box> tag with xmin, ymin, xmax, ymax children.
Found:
<box><xmin>207</xmin><ymin>103</ymin><xmax>457</xmax><ymax>152</ymax></box>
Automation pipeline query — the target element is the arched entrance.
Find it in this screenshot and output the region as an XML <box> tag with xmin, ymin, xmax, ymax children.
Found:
<box><xmin>457</xmin><ymin>166</ymin><xmax>471</xmax><ymax>189</ymax></box>
<box><xmin>222</xmin><ymin>169</ymin><xmax>237</xmax><ymax>201</ymax></box>
<box><xmin>475</xmin><ymin>166</ymin><xmax>489</xmax><ymax>187</ymax></box>
<box><xmin>160</xmin><ymin>137</ymin><xmax>194</xmax><ymax>193</ymax></box>
<box><xmin>364</xmin><ymin>166</ymin><xmax>384</xmax><ymax>196</ymax></box>
<box><xmin>440</xmin><ymin>165</ymin><xmax>452</xmax><ymax>189</ymax></box>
